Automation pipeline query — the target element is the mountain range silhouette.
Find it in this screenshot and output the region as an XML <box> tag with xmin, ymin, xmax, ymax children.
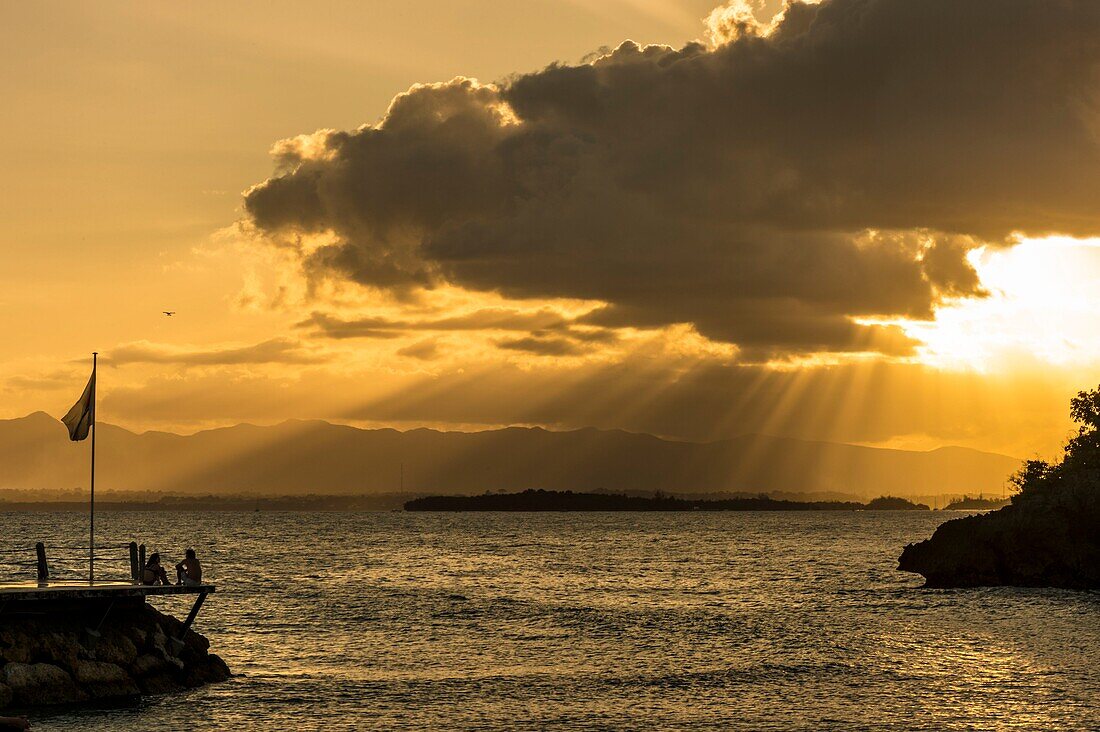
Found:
<box><xmin>0</xmin><ymin>412</ymin><xmax>1019</xmax><ymax>498</ymax></box>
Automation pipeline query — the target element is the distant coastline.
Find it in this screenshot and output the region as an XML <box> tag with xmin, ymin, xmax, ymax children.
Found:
<box><xmin>0</xmin><ymin>491</ymin><xmax>950</xmax><ymax>513</ymax></box>
<box><xmin>404</xmin><ymin>489</ymin><xmax>930</xmax><ymax>512</ymax></box>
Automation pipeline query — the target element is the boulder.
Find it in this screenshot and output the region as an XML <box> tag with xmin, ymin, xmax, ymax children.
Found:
<box><xmin>3</xmin><ymin>662</ymin><xmax>86</xmax><ymax>706</ymax></box>
<box><xmin>129</xmin><ymin>653</ymin><xmax>170</xmax><ymax>679</ymax></box>
<box><xmin>70</xmin><ymin>660</ymin><xmax>140</xmax><ymax>699</ymax></box>
<box><xmin>0</xmin><ymin>629</ymin><xmax>30</xmax><ymax>666</ymax></box>
<box><xmin>71</xmin><ymin>660</ymin><xmax>127</xmax><ymax>685</ymax></box>
<box><xmin>31</xmin><ymin>631</ymin><xmax>84</xmax><ymax>672</ymax></box>
<box><xmin>150</xmin><ymin>624</ymin><xmax>169</xmax><ymax>657</ymax></box>
<box><xmin>182</xmin><ymin>654</ymin><xmax>232</xmax><ymax>688</ymax></box>
<box><xmin>95</xmin><ymin>630</ymin><xmax>138</xmax><ymax>667</ymax></box>
<box><xmin>124</xmin><ymin>626</ymin><xmax>148</xmax><ymax>651</ymax></box>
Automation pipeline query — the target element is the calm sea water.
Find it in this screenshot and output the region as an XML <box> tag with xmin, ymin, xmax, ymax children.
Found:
<box><xmin>2</xmin><ymin>511</ymin><xmax>1097</xmax><ymax>731</ymax></box>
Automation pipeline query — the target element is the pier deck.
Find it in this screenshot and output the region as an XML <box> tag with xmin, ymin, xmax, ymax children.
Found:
<box><xmin>0</xmin><ymin>582</ymin><xmax>216</xmax><ymax>638</ymax></box>
<box><xmin>0</xmin><ymin>582</ymin><xmax>215</xmax><ymax>601</ymax></box>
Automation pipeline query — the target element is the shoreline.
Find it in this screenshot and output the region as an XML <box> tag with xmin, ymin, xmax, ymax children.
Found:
<box><xmin>0</xmin><ymin>505</ymin><xmax>980</xmax><ymax>513</ymax></box>
<box><xmin>0</xmin><ymin>495</ymin><xmax>989</xmax><ymax>513</ymax></box>
<box><xmin>405</xmin><ymin>490</ymin><xmax>933</xmax><ymax>512</ymax></box>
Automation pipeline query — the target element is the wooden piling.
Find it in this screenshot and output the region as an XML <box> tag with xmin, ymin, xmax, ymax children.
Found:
<box><xmin>129</xmin><ymin>542</ymin><xmax>139</xmax><ymax>582</ymax></box>
<box><xmin>138</xmin><ymin>544</ymin><xmax>146</xmax><ymax>577</ymax></box>
<box><xmin>35</xmin><ymin>542</ymin><xmax>48</xmax><ymax>582</ymax></box>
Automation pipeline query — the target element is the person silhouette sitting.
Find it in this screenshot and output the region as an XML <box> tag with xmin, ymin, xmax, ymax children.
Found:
<box><xmin>176</xmin><ymin>548</ymin><xmax>203</xmax><ymax>586</ymax></box>
<box><xmin>142</xmin><ymin>553</ymin><xmax>170</xmax><ymax>585</ymax></box>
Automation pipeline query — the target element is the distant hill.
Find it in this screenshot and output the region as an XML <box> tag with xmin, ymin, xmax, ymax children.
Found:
<box><xmin>0</xmin><ymin>412</ymin><xmax>1020</xmax><ymax>498</ymax></box>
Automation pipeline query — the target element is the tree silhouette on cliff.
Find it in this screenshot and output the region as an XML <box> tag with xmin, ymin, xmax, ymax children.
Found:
<box><xmin>1011</xmin><ymin>383</ymin><xmax>1100</xmax><ymax>509</ymax></box>
<box><xmin>900</xmin><ymin>383</ymin><xmax>1100</xmax><ymax>588</ymax></box>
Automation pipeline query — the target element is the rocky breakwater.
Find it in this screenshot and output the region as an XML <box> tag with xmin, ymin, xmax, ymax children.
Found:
<box><xmin>0</xmin><ymin>601</ymin><xmax>229</xmax><ymax>709</ymax></box>
<box><xmin>899</xmin><ymin>384</ymin><xmax>1100</xmax><ymax>589</ymax></box>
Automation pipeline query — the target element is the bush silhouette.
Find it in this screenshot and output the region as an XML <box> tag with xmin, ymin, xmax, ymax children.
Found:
<box><xmin>1011</xmin><ymin>384</ymin><xmax>1100</xmax><ymax>509</ymax></box>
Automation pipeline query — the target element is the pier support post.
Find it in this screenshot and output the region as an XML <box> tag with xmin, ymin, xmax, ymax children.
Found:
<box><xmin>138</xmin><ymin>544</ymin><xmax>146</xmax><ymax>576</ymax></box>
<box><xmin>129</xmin><ymin>542</ymin><xmax>139</xmax><ymax>582</ymax></box>
<box><xmin>35</xmin><ymin>542</ymin><xmax>48</xmax><ymax>583</ymax></box>
<box><xmin>180</xmin><ymin>591</ymin><xmax>208</xmax><ymax>638</ymax></box>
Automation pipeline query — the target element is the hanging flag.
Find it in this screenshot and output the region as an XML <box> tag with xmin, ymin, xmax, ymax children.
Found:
<box><xmin>62</xmin><ymin>367</ymin><xmax>96</xmax><ymax>441</ymax></box>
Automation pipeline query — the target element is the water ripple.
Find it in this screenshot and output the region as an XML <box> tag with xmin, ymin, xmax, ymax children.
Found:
<box><xmin>3</xmin><ymin>511</ymin><xmax>1096</xmax><ymax>730</ymax></box>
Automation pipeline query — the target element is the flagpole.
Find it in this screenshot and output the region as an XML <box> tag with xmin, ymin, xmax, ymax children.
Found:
<box><xmin>90</xmin><ymin>352</ymin><xmax>97</xmax><ymax>584</ymax></box>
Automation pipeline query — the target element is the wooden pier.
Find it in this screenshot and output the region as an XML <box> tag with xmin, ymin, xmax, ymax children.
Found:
<box><xmin>0</xmin><ymin>541</ymin><xmax>216</xmax><ymax>640</ymax></box>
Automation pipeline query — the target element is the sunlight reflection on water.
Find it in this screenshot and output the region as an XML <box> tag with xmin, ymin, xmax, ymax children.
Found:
<box><xmin>3</xmin><ymin>511</ymin><xmax>1097</xmax><ymax>731</ymax></box>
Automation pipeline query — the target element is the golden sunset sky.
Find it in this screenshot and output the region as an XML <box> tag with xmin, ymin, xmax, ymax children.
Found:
<box><xmin>2</xmin><ymin>0</ymin><xmax>1099</xmax><ymax>458</ymax></box>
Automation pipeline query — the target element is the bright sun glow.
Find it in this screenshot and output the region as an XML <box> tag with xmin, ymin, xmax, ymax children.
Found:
<box><xmin>902</xmin><ymin>237</ymin><xmax>1100</xmax><ymax>372</ymax></box>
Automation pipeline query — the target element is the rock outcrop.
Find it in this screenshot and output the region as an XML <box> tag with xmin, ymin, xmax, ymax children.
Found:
<box><xmin>0</xmin><ymin>602</ymin><xmax>229</xmax><ymax>708</ymax></box>
<box><xmin>898</xmin><ymin>501</ymin><xmax>1100</xmax><ymax>588</ymax></box>
<box><xmin>899</xmin><ymin>383</ymin><xmax>1100</xmax><ymax>589</ymax></box>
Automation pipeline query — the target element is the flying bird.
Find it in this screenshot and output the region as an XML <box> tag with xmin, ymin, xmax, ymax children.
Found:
<box><xmin>163</xmin><ymin>311</ymin><xmax>176</xmax><ymax>317</ymax></box>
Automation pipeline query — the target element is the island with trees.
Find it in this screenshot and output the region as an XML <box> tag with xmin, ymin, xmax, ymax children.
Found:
<box><xmin>899</xmin><ymin>384</ymin><xmax>1100</xmax><ymax>588</ymax></box>
<box><xmin>405</xmin><ymin>491</ymin><xmax>929</xmax><ymax>512</ymax></box>
<box><xmin>866</xmin><ymin>496</ymin><xmax>930</xmax><ymax>511</ymax></box>
<box><xmin>942</xmin><ymin>495</ymin><xmax>1010</xmax><ymax>511</ymax></box>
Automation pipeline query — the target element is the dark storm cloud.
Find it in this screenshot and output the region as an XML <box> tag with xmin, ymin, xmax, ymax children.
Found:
<box><xmin>297</xmin><ymin>308</ymin><xmax>569</xmax><ymax>339</ymax></box>
<box><xmin>299</xmin><ymin>308</ymin><xmax>618</xmax><ymax>357</ymax></box>
<box><xmin>294</xmin><ymin>313</ymin><xmax>404</xmax><ymax>339</ymax></box>
<box><xmin>245</xmin><ymin>0</ymin><xmax>1100</xmax><ymax>357</ymax></box>
<box><xmin>107</xmin><ymin>339</ymin><xmax>325</xmax><ymax>366</ymax></box>
<box><xmin>496</xmin><ymin>335</ymin><xmax>588</xmax><ymax>357</ymax></box>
